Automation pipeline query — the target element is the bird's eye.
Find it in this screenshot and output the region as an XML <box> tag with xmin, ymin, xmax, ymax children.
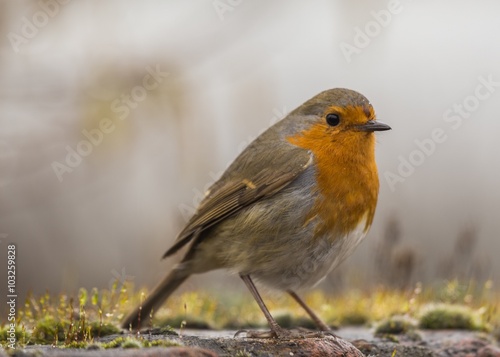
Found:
<box><xmin>326</xmin><ymin>113</ymin><xmax>340</xmax><ymax>127</ymax></box>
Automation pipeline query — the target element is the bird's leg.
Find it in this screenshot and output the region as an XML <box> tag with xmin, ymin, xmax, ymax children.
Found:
<box><xmin>237</xmin><ymin>276</ymin><xmax>337</xmax><ymax>340</ymax></box>
<box><xmin>287</xmin><ymin>290</ymin><xmax>331</xmax><ymax>331</ymax></box>
<box><xmin>238</xmin><ymin>274</ymin><xmax>289</xmax><ymax>338</ymax></box>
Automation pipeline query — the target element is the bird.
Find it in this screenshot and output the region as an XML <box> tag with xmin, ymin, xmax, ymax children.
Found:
<box><xmin>122</xmin><ymin>88</ymin><xmax>391</xmax><ymax>338</ymax></box>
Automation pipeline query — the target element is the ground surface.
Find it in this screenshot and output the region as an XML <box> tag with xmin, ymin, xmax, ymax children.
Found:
<box><xmin>3</xmin><ymin>328</ymin><xmax>500</xmax><ymax>357</ymax></box>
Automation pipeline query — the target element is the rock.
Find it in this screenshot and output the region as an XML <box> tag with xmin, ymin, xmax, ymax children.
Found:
<box><xmin>478</xmin><ymin>345</ymin><xmax>500</xmax><ymax>357</ymax></box>
<box><xmin>8</xmin><ymin>327</ymin><xmax>500</xmax><ymax>356</ymax></box>
<box><xmin>9</xmin><ymin>347</ymin><xmax>216</xmax><ymax>357</ymax></box>
<box><xmin>177</xmin><ymin>334</ymin><xmax>364</xmax><ymax>356</ymax></box>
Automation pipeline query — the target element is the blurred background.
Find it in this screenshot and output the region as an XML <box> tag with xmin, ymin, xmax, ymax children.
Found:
<box><xmin>1</xmin><ymin>0</ymin><xmax>499</xmax><ymax>302</ymax></box>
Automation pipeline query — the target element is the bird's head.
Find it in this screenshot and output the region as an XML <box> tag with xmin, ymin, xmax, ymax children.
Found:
<box><xmin>288</xmin><ymin>88</ymin><xmax>391</xmax><ymax>155</ymax></box>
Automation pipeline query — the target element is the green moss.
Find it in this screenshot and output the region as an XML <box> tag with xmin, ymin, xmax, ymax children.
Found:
<box><xmin>101</xmin><ymin>337</ymin><xmax>122</xmax><ymax>349</ymax></box>
<box><xmin>31</xmin><ymin>318</ymin><xmax>119</xmax><ymax>346</ymax></box>
<box><xmin>121</xmin><ymin>338</ymin><xmax>142</xmax><ymax>349</ymax></box>
<box><xmin>274</xmin><ymin>312</ymin><xmax>294</xmax><ymax>328</ymax></box>
<box><xmin>274</xmin><ymin>313</ymin><xmax>330</xmax><ymax>330</ymax></box>
<box><xmin>375</xmin><ymin>315</ymin><xmax>417</xmax><ymax>335</ymax></box>
<box><xmin>88</xmin><ymin>321</ymin><xmax>120</xmax><ymax>337</ymax></box>
<box><xmin>339</xmin><ymin>311</ymin><xmax>369</xmax><ymax>326</ymax></box>
<box><xmin>419</xmin><ymin>304</ymin><xmax>483</xmax><ymax>330</ymax></box>
<box><xmin>160</xmin><ymin>325</ymin><xmax>177</xmax><ymax>334</ymax></box>
<box><xmin>380</xmin><ymin>334</ymin><xmax>399</xmax><ymax>343</ymax></box>
<box><xmin>101</xmin><ymin>336</ymin><xmax>180</xmax><ymax>349</ymax></box>
<box><xmin>0</xmin><ymin>325</ymin><xmax>31</xmax><ymax>347</ymax></box>
<box><xmin>295</xmin><ymin>316</ymin><xmax>323</xmax><ymax>330</ymax></box>
<box><xmin>146</xmin><ymin>339</ymin><xmax>182</xmax><ymax>348</ymax></box>
<box><xmin>64</xmin><ymin>340</ymin><xmax>91</xmax><ymax>349</ymax></box>
<box><xmin>32</xmin><ymin>317</ymin><xmax>67</xmax><ymax>344</ymax></box>
<box><xmin>102</xmin><ymin>337</ymin><xmax>137</xmax><ymax>349</ymax></box>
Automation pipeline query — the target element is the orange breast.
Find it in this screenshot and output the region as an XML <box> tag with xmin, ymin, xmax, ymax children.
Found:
<box><xmin>287</xmin><ymin>122</ymin><xmax>379</xmax><ymax>239</ymax></box>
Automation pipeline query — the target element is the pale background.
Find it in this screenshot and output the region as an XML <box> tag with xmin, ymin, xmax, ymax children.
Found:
<box><xmin>1</xmin><ymin>0</ymin><xmax>499</xmax><ymax>301</ymax></box>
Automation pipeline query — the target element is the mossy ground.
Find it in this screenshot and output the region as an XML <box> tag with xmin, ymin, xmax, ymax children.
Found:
<box><xmin>1</xmin><ymin>279</ymin><xmax>499</xmax><ymax>349</ymax></box>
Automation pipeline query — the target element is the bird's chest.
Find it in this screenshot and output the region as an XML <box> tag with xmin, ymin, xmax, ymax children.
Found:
<box><xmin>308</xmin><ymin>158</ymin><xmax>378</xmax><ymax>240</ymax></box>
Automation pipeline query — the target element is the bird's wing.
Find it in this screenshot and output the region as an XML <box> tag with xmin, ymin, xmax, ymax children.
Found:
<box><xmin>163</xmin><ymin>148</ymin><xmax>313</xmax><ymax>258</ymax></box>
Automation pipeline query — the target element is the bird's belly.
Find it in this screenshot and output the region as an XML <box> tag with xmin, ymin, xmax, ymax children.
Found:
<box><xmin>249</xmin><ymin>215</ymin><xmax>369</xmax><ymax>291</ymax></box>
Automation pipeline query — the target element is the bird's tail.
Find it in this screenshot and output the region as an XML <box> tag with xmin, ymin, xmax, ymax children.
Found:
<box><xmin>121</xmin><ymin>268</ymin><xmax>189</xmax><ymax>330</ymax></box>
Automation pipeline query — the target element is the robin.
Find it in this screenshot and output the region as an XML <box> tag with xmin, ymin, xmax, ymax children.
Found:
<box><xmin>122</xmin><ymin>88</ymin><xmax>391</xmax><ymax>338</ymax></box>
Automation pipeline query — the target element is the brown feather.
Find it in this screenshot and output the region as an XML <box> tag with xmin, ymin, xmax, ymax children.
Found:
<box><xmin>162</xmin><ymin>152</ymin><xmax>313</xmax><ymax>258</ymax></box>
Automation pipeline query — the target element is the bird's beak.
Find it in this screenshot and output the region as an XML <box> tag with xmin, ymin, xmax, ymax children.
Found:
<box><xmin>356</xmin><ymin>120</ymin><xmax>391</xmax><ymax>132</ymax></box>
